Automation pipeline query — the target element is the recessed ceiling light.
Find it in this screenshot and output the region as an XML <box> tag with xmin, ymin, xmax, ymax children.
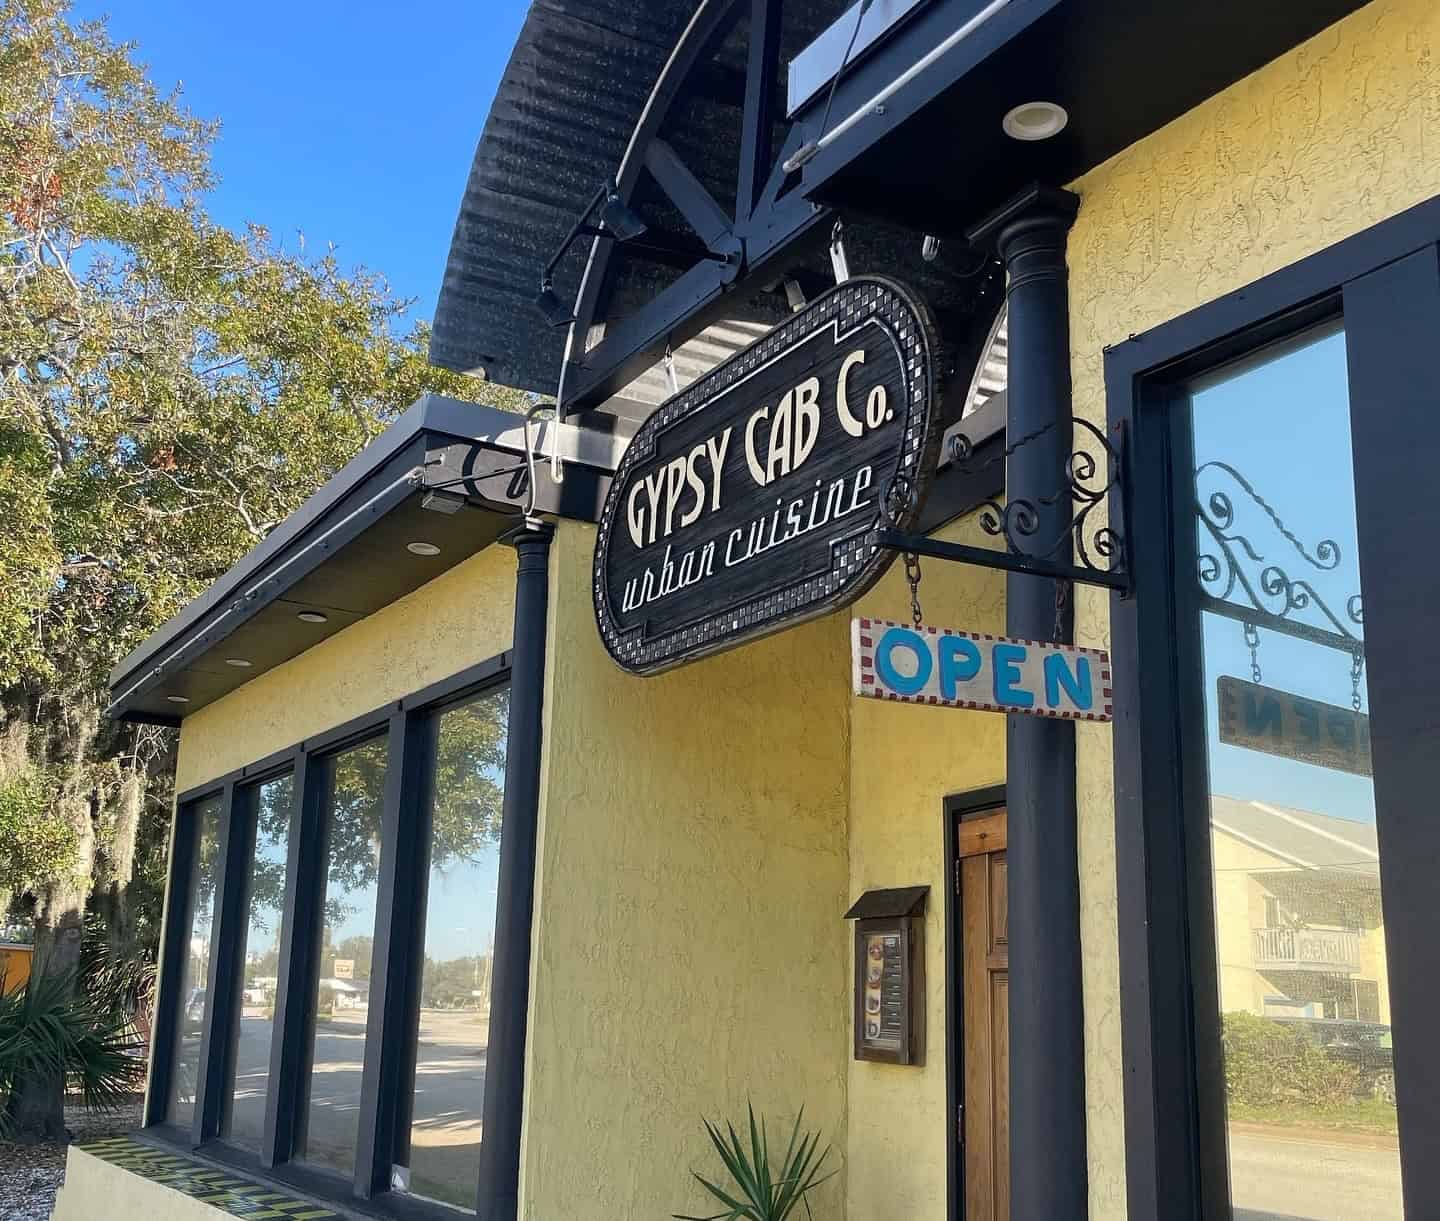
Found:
<box><xmin>166</xmin><ymin>695</ymin><xmax>190</xmax><ymax>704</ymax></box>
<box><xmin>406</xmin><ymin>541</ymin><xmax>441</xmax><ymax>557</ymax></box>
<box><xmin>297</xmin><ymin>610</ymin><xmax>328</xmax><ymax>624</ymax></box>
<box><xmin>225</xmin><ymin>658</ymin><xmax>253</xmax><ymax>668</ymax></box>
<box><xmin>1002</xmin><ymin>100</ymin><xmax>1069</xmax><ymax>141</ymax></box>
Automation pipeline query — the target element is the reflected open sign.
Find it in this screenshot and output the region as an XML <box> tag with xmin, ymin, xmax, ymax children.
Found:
<box><xmin>1217</xmin><ymin>675</ymin><xmax>1372</xmax><ymax>776</ymax></box>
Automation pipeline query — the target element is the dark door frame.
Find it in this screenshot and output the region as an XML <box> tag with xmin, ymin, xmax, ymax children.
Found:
<box><xmin>1105</xmin><ymin>193</ymin><xmax>1440</xmax><ymax>1220</ymax></box>
<box><xmin>943</xmin><ymin>784</ymin><xmax>1007</xmax><ymax>1221</ymax></box>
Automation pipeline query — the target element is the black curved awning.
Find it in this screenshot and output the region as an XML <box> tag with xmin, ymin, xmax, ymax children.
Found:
<box><xmin>435</xmin><ymin>0</ymin><xmax>1371</xmax><ymax>407</ymax></box>
<box><xmin>430</xmin><ymin>1</ymin><xmax>700</xmax><ymax>393</ymax></box>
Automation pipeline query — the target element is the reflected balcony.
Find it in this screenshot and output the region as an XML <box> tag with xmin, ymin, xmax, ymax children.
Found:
<box><xmin>1253</xmin><ymin>926</ymin><xmax>1362</xmax><ymax>974</ymax></box>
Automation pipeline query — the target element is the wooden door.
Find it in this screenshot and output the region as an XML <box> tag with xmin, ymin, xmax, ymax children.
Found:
<box><xmin>960</xmin><ymin>809</ymin><xmax>1009</xmax><ymax>1221</ymax></box>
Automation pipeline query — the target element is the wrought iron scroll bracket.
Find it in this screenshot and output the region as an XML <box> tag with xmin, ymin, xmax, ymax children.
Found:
<box><xmin>1195</xmin><ymin>458</ymin><xmax>1364</xmax><ymax>657</ymax></box>
<box><xmin>876</xmin><ymin>416</ymin><xmax>1132</xmax><ymax>596</ymax></box>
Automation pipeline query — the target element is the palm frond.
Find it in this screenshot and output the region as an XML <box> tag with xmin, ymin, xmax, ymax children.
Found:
<box><xmin>0</xmin><ymin>967</ymin><xmax>145</xmax><ymax>1137</ymax></box>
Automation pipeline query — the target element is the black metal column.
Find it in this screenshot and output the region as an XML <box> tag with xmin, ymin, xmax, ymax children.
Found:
<box><xmin>970</xmin><ymin>184</ymin><xmax>1087</xmax><ymax>1219</ymax></box>
<box><xmin>354</xmin><ymin>708</ymin><xmax>430</xmax><ymax>1198</ymax></box>
<box><xmin>475</xmin><ymin>522</ymin><xmax>554</xmax><ymax>1220</ymax></box>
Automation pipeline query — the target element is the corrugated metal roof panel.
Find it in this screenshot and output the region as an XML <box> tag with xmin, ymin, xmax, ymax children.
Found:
<box><xmin>431</xmin><ymin>0</ymin><xmax>699</xmax><ymax>392</ymax></box>
<box><xmin>1211</xmin><ymin>796</ymin><xmax>1379</xmax><ymax>876</ymax></box>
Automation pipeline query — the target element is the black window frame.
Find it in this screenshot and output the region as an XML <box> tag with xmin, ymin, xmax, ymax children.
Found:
<box><xmin>146</xmin><ymin>651</ymin><xmax>512</xmax><ymax>1220</ymax></box>
<box><xmin>145</xmin><ymin>786</ymin><xmax>225</xmax><ymax>1132</ymax></box>
<box><xmin>1107</xmin><ymin>196</ymin><xmax>1440</xmax><ymax>1220</ymax></box>
<box><xmin>216</xmin><ymin>764</ymin><xmax>298</xmax><ymax>1152</ymax></box>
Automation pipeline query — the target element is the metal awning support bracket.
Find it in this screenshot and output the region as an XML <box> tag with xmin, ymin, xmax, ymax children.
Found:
<box><xmin>877</xmin><ymin>414</ymin><xmax>1132</xmax><ymax>597</ymax></box>
<box><xmin>829</xmin><ymin>218</ymin><xmax>851</xmax><ymax>283</ymax></box>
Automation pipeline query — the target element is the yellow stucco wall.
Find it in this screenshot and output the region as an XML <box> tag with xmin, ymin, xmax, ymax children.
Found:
<box><xmin>174</xmin><ymin>542</ymin><xmax>517</xmax><ymax>792</ymax></box>
<box><xmin>845</xmin><ymin>513</ymin><xmax>1006</xmax><ymax>1221</ymax></box>
<box><xmin>1209</xmin><ymin>832</ymin><xmax>1289</xmax><ymax>1016</ymax></box>
<box><xmin>520</xmin><ymin>522</ymin><xmax>853</xmax><ymax>1221</ymax></box>
<box><xmin>1066</xmin><ymin>1</ymin><xmax>1440</xmax><ymax>1212</ymax></box>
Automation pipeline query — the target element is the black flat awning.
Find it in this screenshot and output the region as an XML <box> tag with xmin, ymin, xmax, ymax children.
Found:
<box><xmin>793</xmin><ymin>0</ymin><xmax>1371</xmax><ymax>235</ymax></box>
<box><xmin>107</xmin><ymin>395</ymin><xmax>618</xmax><ymax>725</ymax></box>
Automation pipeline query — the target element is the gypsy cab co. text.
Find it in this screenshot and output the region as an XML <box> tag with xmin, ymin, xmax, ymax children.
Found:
<box><xmin>619</xmin><ymin>346</ymin><xmax>893</xmax><ymax>615</ymax></box>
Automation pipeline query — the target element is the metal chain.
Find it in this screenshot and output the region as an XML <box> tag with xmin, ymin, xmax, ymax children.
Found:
<box><xmin>1243</xmin><ymin>621</ymin><xmax>1262</xmax><ymax>684</ymax></box>
<box><xmin>1350</xmin><ymin>648</ymin><xmax>1365</xmax><ymax>713</ymax></box>
<box><xmin>1053</xmin><ymin>579</ymin><xmax>1071</xmax><ymax>643</ymax></box>
<box><xmin>904</xmin><ymin>550</ymin><xmax>923</xmax><ymax>629</ymax></box>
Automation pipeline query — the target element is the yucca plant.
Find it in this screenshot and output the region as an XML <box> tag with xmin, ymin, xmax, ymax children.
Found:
<box><xmin>0</xmin><ymin>968</ymin><xmax>145</xmax><ymax>1138</ymax></box>
<box><xmin>675</xmin><ymin>1104</ymin><xmax>835</xmax><ymax>1221</ymax></box>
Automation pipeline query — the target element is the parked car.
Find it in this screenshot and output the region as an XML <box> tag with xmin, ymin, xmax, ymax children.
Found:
<box><xmin>183</xmin><ymin>987</ymin><xmax>206</xmax><ymax>1034</ymax></box>
<box><xmin>1274</xmin><ymin>1017</ymin><xmax>1395</xmax><ymax>1102</ymax></box>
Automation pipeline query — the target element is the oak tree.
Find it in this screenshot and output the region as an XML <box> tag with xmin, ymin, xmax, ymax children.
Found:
<box><xmin>0</xmin><ymin>0</ymin><xmax>517</xmax><ymax>1137</ymax></box>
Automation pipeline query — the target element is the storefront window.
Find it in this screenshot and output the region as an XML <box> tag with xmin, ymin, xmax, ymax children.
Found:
<box><xmin>221</xmin><ymin>772</ymin><xmax>294</xmax><ymax>1151</ymax></box>
<box><xmin>297</xmin><ymin>736</ymin><xmax>388</xmax><ymax>1177</ymax></box>
<box><xmin>1188</xmin><ymin>322</ymin><xmax>1401</xmax><ymax>1219</ymax></box>
<box><xmin>398</xmin><ymin>687</ymin><xmax>509</xmax><ymax>1211</ymax></box>
<box><xmin>166</xmin><ymin>794</ymin><xmax>222</xmax><ymax>1129</ymax></box>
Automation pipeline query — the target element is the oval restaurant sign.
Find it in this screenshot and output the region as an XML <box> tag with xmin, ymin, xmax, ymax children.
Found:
<box><xmin>594</xmin><ymin>276</ymin><xmax>942</xmax><ymax>675</ymax></box>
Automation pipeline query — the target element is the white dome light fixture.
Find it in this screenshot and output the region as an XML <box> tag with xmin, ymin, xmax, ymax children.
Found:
<box><xmin>406</xmin><ymin>541</ymin><xmax>441</xmax><ymax>557</ymax></box>
<box><xmin>1002</xmin><ymin>100</ymin><xmax>1069</xmax><ymax>142</ymax></box>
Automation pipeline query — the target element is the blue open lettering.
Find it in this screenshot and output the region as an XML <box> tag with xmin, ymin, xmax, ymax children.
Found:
<box><xmin>992</xmin><ymin>643</ymin><xmax>1033</xmax><ymax>708</ymax></box>
<box><xmin>1043</xmin><ymin>653</ymin><xmax>1093</xmax><ymax>711</ymax></box>
<box><xmin>938</xmin><ymin>636</ymin><xmax>982</xmax><ymax>700</ymax></box>
<box><xmin>877</xmin><ymin>627</ymin><xmax>932</xmax><ymax>696</ymax></box>
<box><xmin>1244</xmin><ymin>692</ymin><xmax>1282</xmax><ymax>739</ymax></box>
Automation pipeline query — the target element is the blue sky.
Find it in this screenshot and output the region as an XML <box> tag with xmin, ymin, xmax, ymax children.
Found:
<box><xmin>74</xmin><ymin>0</ymin><xmax>529</xmax><ymax>324</ymax></box>
<box><xmin>1191</xmin><ymin>323</ymin><xmax>1375</xmax><ymax>827</ymax></box>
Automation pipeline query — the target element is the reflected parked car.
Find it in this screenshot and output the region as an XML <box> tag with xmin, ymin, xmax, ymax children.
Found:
<box><xmin>183</xmin><ymin>987</ymin><xmax>206</xmax><ymax>1034</ymax></box>
<box><xmin>1274</xmin><ymin>1017</ymin><xmax>1395</xmax><ymax>1102</ymax></box>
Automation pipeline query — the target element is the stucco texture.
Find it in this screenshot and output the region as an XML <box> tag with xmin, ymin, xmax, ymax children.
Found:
<box><xmin>520</xmin><ymin>522</ymin><xmax>853</xmax><ymax>1221</ymax></box>
<box><xmin>174</xmin><ymin>542</ymin><xmax>517</xmax><ymax>792</ymax></box>
<box><xmin>1065</xmin><ymin>1</ymin><xmax>1440</xmax><ymax>1213</ymax></box>
<box><xmin>845</xmin><ymin>513</ymin><xmax>1006</xmax><ymax>1221</ymax></box>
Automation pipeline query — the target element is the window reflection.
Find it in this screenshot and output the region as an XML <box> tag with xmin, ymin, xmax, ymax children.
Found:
<box><xmin>398</xmin><ymin>687</ymin><xmax>509</xmax><ymax>1212</ymax></box>
<box><xmin>222</xmin><ymin>772</ymin><xmax>293</xmax><ymax>1150</ymax></box>
<box><xmin>297</xmin><ymin>737</ymin><xmax>388</xmax><ymax>1177</ymax></box>
<box><xmin>166</xmin><ymin>795</ymin><xmax>222</xmax><ymax>1129</ymax></box>
<box><xmin>1188</xmin><ymin>323</ymin><xmax>1401</xmax><ymax>1220</ymax></box>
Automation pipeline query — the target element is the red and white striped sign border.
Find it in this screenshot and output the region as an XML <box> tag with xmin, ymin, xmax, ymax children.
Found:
<box><xmin>851</xmin><ymin>616</ymin><xmax>1113</xmax><ymax>722</ymax></box>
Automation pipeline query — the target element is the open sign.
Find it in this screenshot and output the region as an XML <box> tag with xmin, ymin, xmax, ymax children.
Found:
<box><xmin>852</xmin><ymin>618</ymin><xmax>1113</xmax><ymax>721</ymax></box>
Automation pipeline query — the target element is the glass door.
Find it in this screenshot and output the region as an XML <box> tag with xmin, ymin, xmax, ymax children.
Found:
<box><xmin>1182</xmin><ymin>321</ymin><xmax>1400</xmax><ymax>1219</ymax></box>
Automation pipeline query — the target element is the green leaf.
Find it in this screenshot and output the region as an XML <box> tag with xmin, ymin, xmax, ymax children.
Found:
<box><xmin>678</xmin><ymin>1107</ymin><xmax>833</xmax><ymax>1221</ymax></box>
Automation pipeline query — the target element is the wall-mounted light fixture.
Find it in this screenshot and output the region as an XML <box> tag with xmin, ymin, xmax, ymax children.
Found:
<box><xmin>296</xmin><ymin>610</ymin><xmax>328</xmax><ymax>624</ymax></box>
<box><xmin>420</xmin><ymin>489</ymin><xmax>467</xmax><ymax>515</ymax></box>
<box><xmin>534</xmin><ymin>182</ymin><xmax>649</xmax><ymax>329</ymax></box>
<box><xmin>599</xmin><ymin>191</ymin><xmax>647</xmax><ymax>242</ymax></box>
<box><xmin>535</xmin><ymin>281</ymin><xmax>577</xmax><ymax>328</ymax></box>
<box><xmin>406</xmin><ymin>541</ymin><xmax>441</xmax><ymax>557</ymax></box>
